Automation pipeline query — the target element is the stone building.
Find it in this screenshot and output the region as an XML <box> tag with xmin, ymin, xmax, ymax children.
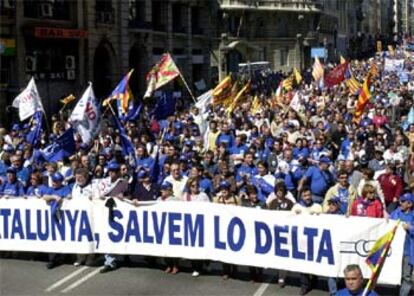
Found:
<box><xmin>214</xmin><ymin>0</ymin><xmax>365</xmax><ymax>80</ymax></box>
<box><xmin>0</xmin><ymin>0</ymin><xmax>214</xmax><ymax>125</ymax></box>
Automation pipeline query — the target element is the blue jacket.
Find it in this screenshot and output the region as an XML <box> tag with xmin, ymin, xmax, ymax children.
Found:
<box><xmin>390</xmin><ymin>208</ymin><xmax>414</xmax><ymax>262</ymax></box>
<box><xmin>0</xmin><ymin>180</ymin><xmax>25</xmax><ymax>197</ymax></box>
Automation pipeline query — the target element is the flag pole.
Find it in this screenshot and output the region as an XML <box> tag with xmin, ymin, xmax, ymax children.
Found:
<box><xmin>362</xmin><ymin>220</ymin><xmax>400</xmax><ymax>296</ymax></box>
<box><xmin>178</xmin><ymin>72</ymin><xmax>197</xmax><ymax>103</ymax></box>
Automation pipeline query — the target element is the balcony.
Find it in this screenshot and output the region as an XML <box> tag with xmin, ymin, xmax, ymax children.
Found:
<box><xmin>220</xmin><ymin>0</ymin><xmax>322</xmax><ymax>12</ymax></box>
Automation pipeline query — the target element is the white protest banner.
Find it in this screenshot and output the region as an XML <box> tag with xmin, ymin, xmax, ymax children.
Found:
<box><xmin>0</xmin><ymin>198</ymin><xmax>404</xmax><ymax>285</ymax></box>
<box><xmin>12</xmin><ymin>77</ymin><xmax>45</xmax><ymax>121</ymax></box>
<box><xmin>69</xmin><ymin>82</ymin><xmax>101</xmax><ymax>144</ymax></box>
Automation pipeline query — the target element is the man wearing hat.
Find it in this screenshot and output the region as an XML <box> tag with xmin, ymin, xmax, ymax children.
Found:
<box><xmin>43</xmin><ymin>172</ymin><xmax>71</xmax><ymax>269</ymax></box>
<box><xmin>98</xmin><ymin>162</ymin><xmax>129</xmax><ymax>273</ymax></box>
<box><xmin>298</xmin><ymin>156</ymin><xmax>334</xmax><ymax>204</ymax></box>
<box><xmin>157</xmin><ymin>181</ymin><xmax>181</xmax><ymax>274</ymax></box>
<box><xmin>390</xmin><ymin>193</ymin><xmax>414</xmax><ymax>296</ymax></box>
<box><xmin>0</xmin><ymin>167</ymin><xmax>25</xmax><ymax>197</ymax></box>
<box><xmin>132</xmin><ymin>170</ymin><xmax>160</xmax><ymax>202</ymax></box>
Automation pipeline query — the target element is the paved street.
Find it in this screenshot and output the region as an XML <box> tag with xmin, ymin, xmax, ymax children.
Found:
<box><xmin>0</xmin><ymin>256</ymin><xmax>399</xmax><ymax>296</ymax></box>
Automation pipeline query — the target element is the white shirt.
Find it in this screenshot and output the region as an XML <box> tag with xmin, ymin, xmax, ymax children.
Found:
<box><xmin>71</xmin><ymin>182</ymin><xmax>94</xmax><ymax>200</ymax></box>
<box><xmin>163</xmin><ymin>175</ymin><xmax>188</xmax><ymax>200</ymax></box>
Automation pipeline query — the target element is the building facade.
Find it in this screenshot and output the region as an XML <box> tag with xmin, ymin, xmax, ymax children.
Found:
<box><xmin>0</xmin><ymin>0</ymin><xmax>214</xmax><ymax>125</ymax></box>
<box><xmin>214</xmin><ymin>0</ymin><xmax>369</xmax><ymax>80</ymax></box>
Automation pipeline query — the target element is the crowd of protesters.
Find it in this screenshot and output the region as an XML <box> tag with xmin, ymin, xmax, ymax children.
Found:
<box><xmin>1</xmin><ymin>40</ymin><xmax>414</xmax><ymax>295</ymax></box>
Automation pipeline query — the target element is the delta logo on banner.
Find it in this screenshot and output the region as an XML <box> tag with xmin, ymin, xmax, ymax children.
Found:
<box><xmin>69</xmin><ymin>83</ymin><xmax>101</xmax><ymax>144</ymax></box>
<box><xmin>324</xmin><ymin>62</ymin><xmax>348</xmax><ymax>88</ymax></box>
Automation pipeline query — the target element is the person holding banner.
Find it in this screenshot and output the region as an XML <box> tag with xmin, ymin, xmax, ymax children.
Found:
<box><xmin>350</xmin><ymin>183</ymin><xmax>384</xmax><ymax>218</ymax></box>
<box><xmin>157</xmin><ymin>181</ymin><xmax>181</xmax><ymax>274</ymax></box>
<box><xmin>266</xmin><ymin>182</ymin><xmax>294</xmax><ymax>287</ymax></box>
<box><xmin>337</xmin><ymin>264</ymin><xmax>378</xmax><ymax>296</ymax></box>
<box><xmin>0</xmin><ymin>167</ymin><xmax>25</xmax><ymax>197</ymax></box>
<box><xmin>26</xmin><ymin>171</ymin><xmax>48</xmax><ymax>197</ymax></box>
<box><xmin>99</xmin><ymin>162</ymin><xmax>130</xmax><ymax>273</ymax></box>
<box><xmin>43</xmin><ymin>172</ymin><xmax>72</xmax><ymax>269</ymax></box>
<box><xmin>389</xmin><ymin>192</ymin><xmax>414</xmax><ymax>296</ymax></box>
<box><xmin>292</xmin><ymin>187</ymin><xmax>322</xmax><ymax>295</ymax></box>
<box><xmin>184</xmin><ymin>177</ymin><xmax>210</xmax><ymax>277</ymax></box>
<box><xmin>71</xmin><ymin>167</ymin><xmax>95</xmax><ymax>267</ymax></box>
<box><xmin>213</xmin><ymin>180</ymin><xmax>241</xmax><ymax>279</ymax></box>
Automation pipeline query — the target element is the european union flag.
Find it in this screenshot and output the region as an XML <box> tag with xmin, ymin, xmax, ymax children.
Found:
<box><xmin>40</xmin><ymin>128</ymin><xmax>76</xmax><ymax>162</ymax></box>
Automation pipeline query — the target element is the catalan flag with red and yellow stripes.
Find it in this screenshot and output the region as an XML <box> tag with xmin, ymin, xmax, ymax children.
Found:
<box><xmin>312</xmin><ymin>57</ymin><xmax>324</xmax><ymax>82</ymax></box>
<box><xmin>212</xmin><ymin>75</ymin><xmax>232</xmax><ymax>106</ymax></box>
<box><xmin>354</xmin><ymin>73</ymin><xmax>372</xmax><ymax>122</ymax></box>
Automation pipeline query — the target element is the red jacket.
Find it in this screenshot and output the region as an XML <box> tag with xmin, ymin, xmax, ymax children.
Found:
<box><xmin>377</xmin><ymin>173</ymin><xmax>403</xmax><ymax>204</ymax></box>
<box><xmin>351</xmin><ymin>198</ymin><xmax>384</xmax><ymax>218</ymax></box>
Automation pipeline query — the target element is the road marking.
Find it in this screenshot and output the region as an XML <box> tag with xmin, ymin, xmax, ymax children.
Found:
<box><xmin>45</xmin><ymin>266</ymin><xmax>89</xmax><ymax>292</ymax></box>
<box><xmin>61</xmin><ymin>268</ymin><xmax>101</xmax><ymax>293</ymax></box>
<box><xmin>253</xmin><ymin>283</ymin><xmax>269</xmax><ymax>296</ymax></box>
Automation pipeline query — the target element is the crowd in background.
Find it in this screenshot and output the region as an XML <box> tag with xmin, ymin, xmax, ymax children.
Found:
<box><xmin>1</xmin><ymin>40</ymin><xmax>414</xmax><ymax>296</ymax></box>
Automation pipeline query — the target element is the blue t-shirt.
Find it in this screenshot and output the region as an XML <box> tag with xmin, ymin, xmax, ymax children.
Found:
<box><xmin>304</xmin><ymin>166</ymin><xmax>333</xmax><ymax>196</ymax></box>
<box><xmin>336</xmin><ymin>288</ymin><xmax>377</xmax><ymax>296</ymax></box>
<box><xmin>0</xmin><ymin>180</ymin><xmax>25</xmax><ymax>197</ymax></box>
<box><xmin>26</xmin><ymin>184</ymin><xmax>49</xmax><ymax>197</ymax></box>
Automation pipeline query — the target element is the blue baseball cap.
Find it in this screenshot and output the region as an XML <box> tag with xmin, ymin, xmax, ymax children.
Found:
<box><xmin>51</xmin><ymin>172</ymin><xmax>64</xmax><ymax>182</ymax></box>
<box><xmin>160</xmin><ymin>181</ymin><xmax>173</xmax><ymax>191</ymax></box>
<box><xmin>6</xmin><ymin>167</ymin><xmax>17</xmax><ymax>174</ymax></box>
<box><xmin>319</xmin><ymin>156</ymin><xmax>331</xmax><ymax>164</ymax></box>
<box><xmin>400</xmin><ymin>193</ymin><xmax>414</xmax><ymax>203</ymax></box>
<box><xmin>219</xmin><ymin>180</ymin><xmax>231</xmax><ymax>190</ymax></box>
<box><xmin>107</xmin><ymin>162</ymin><xmax>120</xmax><ymax>171</ymax></box>
<box><xmin>137</xmin><ymin>170</ymin><xmax>149</xmax><ymax>179</ymax></box>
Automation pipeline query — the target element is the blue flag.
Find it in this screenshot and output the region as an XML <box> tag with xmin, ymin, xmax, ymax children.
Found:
<box><xmin>151</xmin><ymin>92</ymin><xmax>177</xmax><ymax>120</ymax></box>
<box><xmin>26</xmin><ymin>111</ymin><xmax>43</xmax><ymax>147</ymax></box>
<box><xmin>150</xmin><ymin>148</ymin><xmax>160</xmax><ymax>183</ymax></box>
<box><xmin>40</xmin><ymin>128</ymin><xmax>76</xmax><ymax>162</ymax></box>
<box><xmin>113</xmin><ymin>115</ymin><xmax>138</xmax><ymax>168</ymax></box>
<box><xmin>120</xmin><ymin>101</ymin><xmax>142</xmax><ymax>122</ymax></box>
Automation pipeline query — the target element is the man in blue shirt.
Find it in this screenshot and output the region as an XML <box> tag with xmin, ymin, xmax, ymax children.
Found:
<box><xmin>298</xmin><ymin>157</ymin><xmax>334</xmax><ymax>204</ymax></box>
<box><xmin>44</xmin><ymin>172</ymin><xmax>71</xmax><ymax>269</ymax></box>
<box><xmin>0</xmin><ymin>167</ymin><xmax>25</xmax><ymax>197</ymax></box>
<box><xmin>390</xmin><ymin>193</ymin><xmax>414</xmax><ymax>296</ymax></box>
<box><xmin>336</xmin><ymin>264</ymin><xmax>378</xmax><ymax>295</ymax></box>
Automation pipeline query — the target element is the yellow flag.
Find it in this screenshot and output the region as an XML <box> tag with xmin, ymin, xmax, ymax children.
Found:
<box><xmin>60</xmin><ymin>94</ymin><xmax>76</xmax><ymax>105</ymax></box>
<box><xmin>226</xmin><ymin>82</ymin><xmax>249</xmax><ymax>114</ymax></box>
<box><xmin>293</xmin><ymin>68</ymin><xmax>302</xmax><ymax>84</ymax></box>
<box><xmin>251</xmin><ymin>95</ymin><xmax>261</xmax><ymax>114</ymax></box>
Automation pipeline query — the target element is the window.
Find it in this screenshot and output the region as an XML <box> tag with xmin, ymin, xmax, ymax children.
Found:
<box><xmin>152</xmin><ymin>1</ymin><xmax>166</xmax><ymax>31</ymax></box>
<box><xmin>280</xmin><ymin>47</ymin><xmax>288</xmax><ymax>66</ymax></box>
<box><xmin>23</xmin><ymin>0</ymin><xmax>70</xmax><ymax>20</ymax></box>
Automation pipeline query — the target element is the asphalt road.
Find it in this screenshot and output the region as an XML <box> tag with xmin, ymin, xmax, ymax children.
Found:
<box><xmin>0</xmin><ymin>255</ymin><xmax>400</xmax><ymax>296</ymax></box>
